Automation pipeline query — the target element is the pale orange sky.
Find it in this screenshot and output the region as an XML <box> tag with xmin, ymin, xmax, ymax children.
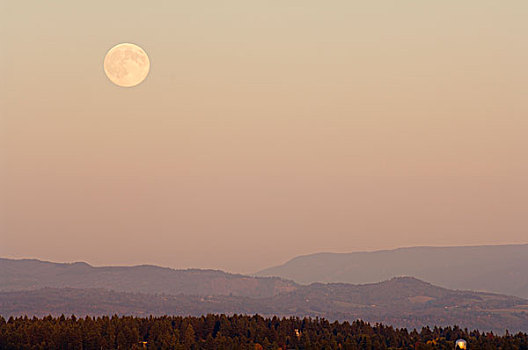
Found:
<box><xmin>1</xmin><ymin>0</ymin><xmax>527</xmax><ymax>273</ymax></box>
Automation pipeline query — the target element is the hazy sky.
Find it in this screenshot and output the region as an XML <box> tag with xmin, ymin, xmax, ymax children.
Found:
<box><xmin>1</xmin><ymin>0</ymin><xmax>527</xmax><ymax>273</ymax></box>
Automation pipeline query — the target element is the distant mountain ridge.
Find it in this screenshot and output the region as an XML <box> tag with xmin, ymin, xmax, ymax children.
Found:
<box><xmin>0</xmin><ymin>258</ymin><xmax>296</xmax><ymax>298</ymax></box>
<box><xmin>255</xmin><ymin>244</ymin><xmax>528</xmax><ymax>298</ymax></box>
<box><xmin>2</xmin><ymin>256</ymin><xmax>528</xmax><ymax>332</ymax></box>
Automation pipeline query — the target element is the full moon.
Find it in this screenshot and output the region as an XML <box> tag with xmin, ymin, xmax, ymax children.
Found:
<box><xmin>103</xmin><ymin>43</ymin><xmax>150</xmax><ymax>87</ymax></box>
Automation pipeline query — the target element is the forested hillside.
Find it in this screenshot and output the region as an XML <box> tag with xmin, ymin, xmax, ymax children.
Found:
<box><xmin>2</xmin><ymin>277</ymin><xmax>528</xmax><ymax>333</ymax></box>
<box><xmin>3</xmin><ymin>258</ymin><xmax>528</xmax><ymax>333</ymax></box>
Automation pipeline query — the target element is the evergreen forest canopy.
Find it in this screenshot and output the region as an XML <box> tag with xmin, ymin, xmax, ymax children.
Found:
<box><xmin>1</xmin><ymin>314</ymin><xmax>528</xmax><ymax>350</ymax></box>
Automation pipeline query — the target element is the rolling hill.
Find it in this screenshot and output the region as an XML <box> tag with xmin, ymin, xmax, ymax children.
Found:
<box><xmin>0</xmin><ymin>258</ymin><xmax>296</xmax><ymax>298</ymax></box>
<box><xmin>256</xmin><ymin>244</ymin><xmax>528</xmax><ymax>298</ymax></box>
<box><xmin>1</xmin><ymin>277</ymin><xmax>528</xmax><ymax>332</ymax></box>
<box><xmin>2</xmin><ymin>257</ymin><xmax>528</xmax><ymax>332</ymax></box>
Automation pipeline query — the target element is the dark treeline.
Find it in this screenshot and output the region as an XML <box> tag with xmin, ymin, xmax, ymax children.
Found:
<box><xmin>1</xmin><ymin>314</ymin><xmax>528</xmax><ymax>350</ymax></box>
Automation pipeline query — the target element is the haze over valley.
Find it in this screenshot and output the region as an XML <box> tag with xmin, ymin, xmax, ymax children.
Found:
<box><xmin>2</xmin><ymin>252</ymin><xmax>528</xmax><ymax>333</ymax></box>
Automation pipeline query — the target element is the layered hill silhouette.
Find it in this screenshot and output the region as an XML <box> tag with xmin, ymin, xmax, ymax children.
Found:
<box><xmin>0</xmin><ymin>258</ymin><xmax>295</xmax><ymax>298</ymax></box>
<box><xmin>1</xmin><ymin>258</ymin><xmax>528</xmax><ymax>332</ymax></box>
<box><xmin>256</xmin><ymin>244</ymin><xmax>528</xmax><ymax>298</ymax></box>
